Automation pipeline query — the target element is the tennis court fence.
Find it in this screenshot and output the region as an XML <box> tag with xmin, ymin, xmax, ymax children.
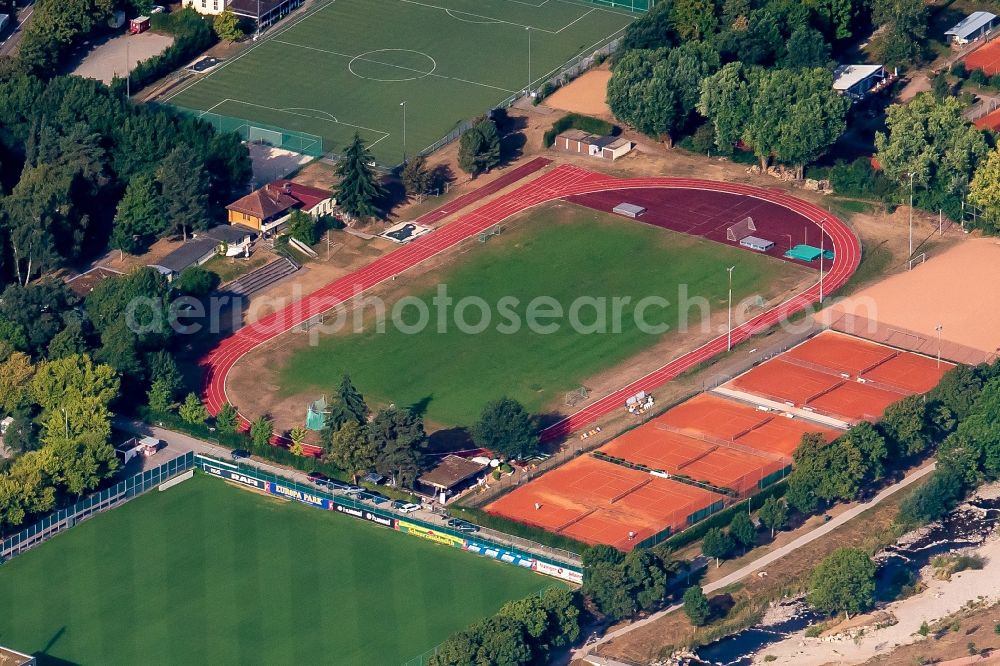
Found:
<box><xmin>0</xmin><ymin>452</ymin><xmax>195</xmax><ymax>561</ymax></box>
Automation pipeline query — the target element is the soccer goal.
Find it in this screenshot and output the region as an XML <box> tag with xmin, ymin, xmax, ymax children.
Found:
<box><xmin>478</xmin><ymin>224</ymin><xmax>502</xmax><ymax>243</ymax></box>
<box><xmin>907</xmin><ymin>252</ymin><xmax>927</xmax><ymax>270</ymax></box>
<box><xmin>726</xmin><ymin>217</ymin><xmax>756</xmax><ymax>242</ymax></box>
<box><xmin>564</xmin><ymin>386</ymin><xmax>590</xmax><ymax>406</ymax></box>
<box><xmin>248</xmin><ymin>126</ymin><xmax>284</xmax><ymax>148</ymax></box>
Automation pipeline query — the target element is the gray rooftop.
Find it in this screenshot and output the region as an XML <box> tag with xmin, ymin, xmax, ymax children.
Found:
<box><xmin>150</xmin><ymin>238</ymin><xmax>217</xmax><ymax>274</ymax></box>
<box><xmin>945</xmin><ymin>11</ymin><xmax>997</xmax><ymax>40</ymax></box>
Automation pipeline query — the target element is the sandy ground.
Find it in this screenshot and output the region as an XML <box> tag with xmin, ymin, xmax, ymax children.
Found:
<box><xmin>823</xmin><ymin>238</ymin><xmax>1000</xmax><ymax>363</ymax></box>
<box><xmin>247</xmin><ymin>144</ymin><xmax>312</xmax><ymax>184</ymax></box>
<box><xmin>758</xmin><ymin>524</ymin><xmax>1000</xmax><ymax>664</ymax></box>
<box><xmin>72</xmin><ymin>32</ymin><xmax>174</xmax><ymax>84</ymax></box>
<box><xmin>543</xmin><ymin>66</ymin><xmax>613</xmax><ymax>118</ymax></box>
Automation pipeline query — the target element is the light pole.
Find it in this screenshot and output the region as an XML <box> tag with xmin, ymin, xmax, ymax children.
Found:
<box><xmin>936</xmin><ymin>324</ymin><xmax>943</xmax><ymax>368</ymax></box>
<box><xmin>125</xmin><ymin>39</ymin><xmax>130</xmax><ymax>98</ymax></box>
<box><xmin>908</xmin><ymin>172</ymin><xmax>916</xmax><ymax>260</ymax></box>
<box><xmin>726</xmin><ymin>265</ymin><xmax>735</xmax><ymax>351</ymax></box>
<box><xmin>819</xmin><ymin>220</ymin><xmax>826</xmax><ymax>304</ymax></box>
<box><xmin>400</xmin><ymin>101</ymin><xmax>407</xmax><ymax>161</ymax></box>
<box><xmin>526</xmin><ymin>26</ymin><xmax>532</xmax><ymax>96</ymax></box>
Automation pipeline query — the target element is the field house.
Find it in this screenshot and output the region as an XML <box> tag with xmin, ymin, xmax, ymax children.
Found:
<box><xmin>163</xmin><ymin>0</ymin><xmax>640</xmax><ymax>164</ymax></box>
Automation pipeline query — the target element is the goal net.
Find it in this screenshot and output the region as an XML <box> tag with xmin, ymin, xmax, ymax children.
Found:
<box><xmin>564</xmin><ymin>386</ymin><xmax>590</xmax><ymax>406</ymax></box>
<box><xmin>726</xmin><ymin>217</ymin><xmax>756</xmax><ymax>241</ymax></box>
<box><xmin>248</xmin><ymin>126</ymin><xmax>283</xmax><ymax>147</ymax></box>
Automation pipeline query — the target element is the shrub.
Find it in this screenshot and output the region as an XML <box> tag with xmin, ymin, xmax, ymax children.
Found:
<box><xmin>543</xmin><ymin>113</ymin><xmax>615</xmax><ymax>147</ymax></box>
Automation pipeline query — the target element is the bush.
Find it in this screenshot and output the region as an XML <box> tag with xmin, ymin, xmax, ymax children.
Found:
<box><xmin>951</xmin><ymin>62</ymin><xmax>968</xmax><ymax>79</ymax></box>
<box><xmin>970</xmin><ymin>68</ymin><xmax>988</xmax><ymax>86</ymax></box>
<box><xmin>449</xmin><ymin>505</ymin><xmax>588</xmax><ymax>553</ymax></box>
<box><xmin>543</xmin><ymin>113</ymin><xmax>616</xmax><ymax>147</ymax></box>
<box><xmin>829</xmin><ymin>158</ymin><xmax>896</xmax><ymax>201</ymax></box>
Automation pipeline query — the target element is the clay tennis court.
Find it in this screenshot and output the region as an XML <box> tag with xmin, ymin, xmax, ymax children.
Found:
<box><xmin>722</xmin><ymin>331</ymin><xmax>953</xmax><ymax>423</ymax></box>
<box><xmin>485</xmin><ymin>456</ymin><xmax>724</xmax><ymax>550</ymax></box>
<box><xmin>965</xmin><ymin>38</ymin><xmax>1000</xmax><ymax>75</ymax></box>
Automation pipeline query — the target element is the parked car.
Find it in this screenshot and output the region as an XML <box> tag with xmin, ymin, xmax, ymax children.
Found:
<box><xmin>231</xmin><ymin>449</ymin><xmax>251</xmax><ymax>461</ymax></box>
<box><xmin>364</xmin><ymin>492</ymin><xmax>388</xmax><ymax>505</ymax></box>
<box><xmin>398</xmin><ymin>502</ymin><xmax>420</xmax><ymax>514</ymax></box>
<box><xmin>150</xmin><ymin>5</ymin><xmax>166</xmax><ymax>12</ymax></box>
<box><xmin>306</xmin><ymin>471</ymin><xmax>330</xmax><ymax>486</ymax></box>
<box><xmin>342</xmin><ymin>485</ymin><xmax>364</xmax><ymax>495</ymax></box>
<box><xmin>446</xmin><ymin>518</ymin><xmax>480</xmax><ymax>533</ymax></box>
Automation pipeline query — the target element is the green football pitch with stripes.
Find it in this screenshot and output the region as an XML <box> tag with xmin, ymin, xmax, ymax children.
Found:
<box><xmin>163</xmin><ymin>0</ymin><xmax>639</xmax><ymax>165</ymax></box>
<box><xmin>0</xmin><ymin>475</ymin><xmax>550</xmax><ymax>664</ymax></box>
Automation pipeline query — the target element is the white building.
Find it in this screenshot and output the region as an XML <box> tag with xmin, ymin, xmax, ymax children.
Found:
<box><xmin>182</xmin><ymin>0</ymin><xmax>231</xmax><ymax>16</ymax></box>
<box><xmin>945</xmin><ymin>11</ymin><xmax>998</xmax><ymax>45</ymax></box>
<box><xmin>833</xmin><ymin>64</ymin><xmax>889</xmax><ymax>101</ymax></box>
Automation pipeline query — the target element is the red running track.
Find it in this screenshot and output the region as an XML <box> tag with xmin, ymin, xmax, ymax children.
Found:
<box><xmin>201</xmin><ymin>164</ymin><xmax>860</xmax><ymax>446</ymax></box>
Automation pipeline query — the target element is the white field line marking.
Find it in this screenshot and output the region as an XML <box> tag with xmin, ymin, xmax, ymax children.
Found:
<box><xmin>274</xmin><ymin>39</ymin><xmax>518</xmax><ymax>93</ymax></box>
<box><xmin>555</xmin><ymin>7</ymin><xmax>595</xmax><ymax>33</ymax></box>
<box><xmin>223</xmin><ymin>98</ymin><xmax>391</xmax><ymax>138</ymax></box>
<box><xmin>399</xmin><ymin>0</ymin><xmax>557</xmax><ymax>33</ymax></box>
<box><xmin>162</xmin><ymin>0</ymin><xmax>340</xmax><ymax>102</ymax></box>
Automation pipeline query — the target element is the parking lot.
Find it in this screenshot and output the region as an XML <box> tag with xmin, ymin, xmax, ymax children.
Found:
<box><xmin>71</xmin><ymin>31</ymin><xmax>173</xmax><ymax>84</ymax></box>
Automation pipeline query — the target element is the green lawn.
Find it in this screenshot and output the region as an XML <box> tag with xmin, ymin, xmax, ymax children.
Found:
<box><xmin>0</xmin><ymin>475</ymin><xmax>547</xmax><ymax>665</ymax></box>
<box><xmin>279</xmin><ymin>204</ymin><xmax>804</xmax><ymax>427</ymax></box>
<box><xmin>164</xmin><ymin>0</ymin><xmax>636</xmax><ymax>165</ymax></box>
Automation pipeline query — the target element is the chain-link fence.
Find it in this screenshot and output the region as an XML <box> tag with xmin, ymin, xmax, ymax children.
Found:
<box><xmin>173</xmin><ymin>107</ymin><xmax>326</xmax><ymax>157</ymax></box>
<box><xmin>1</xmin><ymin>452</ymin><xmax>195</xmax><ymax>561</ymax></box>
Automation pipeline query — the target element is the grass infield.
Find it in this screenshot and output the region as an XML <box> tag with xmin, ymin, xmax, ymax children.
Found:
<box><xmin>163</xmin><ymin>0</ymin><xmax>636</xmax><ymax>164</ymax></box>
<box><xmin>279</xmin><ymin>203</ymin><xmax>804</xmax><ymax>427</ymax></box>
<box><xmin>0</xmin><ymin>475</ymin><xmax>548</xmax><ymax>664</ymax></box>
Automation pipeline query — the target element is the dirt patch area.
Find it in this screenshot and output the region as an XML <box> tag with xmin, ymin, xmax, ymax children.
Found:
<box><xmin>825</xmin><ymin>237</ymin><xmax>1000</xmax><ymax>362</ymax></box>
<box><xmin>72</xmin><ymin>32</ymin><xmax>174</xmax><ymax>84</ymax></box>
<box><xmin>542</xmin><ymin>66</ymin><xmax>613</xmax><ymax>118</ymax></box>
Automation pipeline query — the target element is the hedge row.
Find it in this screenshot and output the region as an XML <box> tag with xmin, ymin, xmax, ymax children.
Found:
<box><xmin>542</xmin><ymin>113</ymin><xmax>616</xmax><ymax>147</ymax></box>
<box><xmin>115</xmin><ymin>9</ymin><xmax>217</xmax><ymax>94</ymax></box>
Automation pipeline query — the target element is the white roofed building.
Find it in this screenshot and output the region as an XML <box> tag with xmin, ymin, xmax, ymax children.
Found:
<box><xmin>832</xmin><ymin>64</ymin><xmax>889</xmax><ymax>101</ymax></box>
<box><xmin>945</xmin><ymin>11</ymin><xmax>998</xmax><ymax>45</ymax></box>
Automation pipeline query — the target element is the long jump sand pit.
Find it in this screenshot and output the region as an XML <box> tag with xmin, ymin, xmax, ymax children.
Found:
<box><xmin>823</xmin><ymin>239</ymin><xmax>1000</xmax><ymax>363</ymax></box>
<box><xmin>543</xmin><ymin>67</ymin><xmax>612</xmax><ymax>117</ymax></box>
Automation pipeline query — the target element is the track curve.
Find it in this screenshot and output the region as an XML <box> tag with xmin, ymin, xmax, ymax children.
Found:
<box><xmin>200</xmin><ymin>165</ymin><xmax>860</xmax><ymax>446</ymax></box>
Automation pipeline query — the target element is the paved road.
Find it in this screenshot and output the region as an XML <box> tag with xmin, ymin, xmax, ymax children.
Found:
<box><xmin>0</xmin><ymin>2</ymin><xmax>35</xmax><ymax>58</ymax></box>
<box><xmin>575</xmin><ymin>461</ymin><xmax>937</xmax><ymax>660</ymax></box>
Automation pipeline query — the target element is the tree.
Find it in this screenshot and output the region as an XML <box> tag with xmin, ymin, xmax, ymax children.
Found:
<box><xmin>608</xmin><ymin>42</ymin><xmax>720</xmax><ymax>145</ymax></box>
<box><xmin>698</xmin><ymin>62</ymin><xmax>754</xmax><ymax>154</ymax></box>
<box><xmin>458</xmin><ymin>119</ymin><xmax>501</xmax><ymax>176</ymax></box>
<box><xmin>215</xmin><ymin>402</ymin><xmax>239</xmax><ymax>434</ymax></box>
<box><xmin>287</xmin><ymin>209</ymin><xmax>321</xmax><ymax>246</ymax></box>
<box><xmin>0</xmin><ymin>352</ymin><xmax>35</xmax><ymax>415</ymax></box>
<box><xmin>746</xmin><ymin>68</ymin><xmax>849</xmax><ymax>177</ymax></box>
<box><xmin>335</xmin><ymin>133</ymin><xmax>385</xmax><ymax>221</ymax></box>
<box><xmin>622</xmin><ymin>549</ymin><xmax>672</xmax><ymax>611</ymax></box>
<box><xmin>179</xmin><ymin>392</ymin><xmax>209</xmax><ymax>425</ymax></box>
<box><xmin>3</xmin><ymin>410</ymin><xmax>38</xmax><ymax>454</ymax></box>
<box><xmin>147</xmin><ymin>378</ymin><xmax>174</xmax><ymax>413</ymax></box>
<box><xmin>157</xmin><ymin>145</ymin><xmax>210</xmax><ymax>240</ymax></box>
<box><xmin>897</xmin><ymin>466</ymin><xmax>966</xmax><ymax>526</ymax></box>
<box><xmin>249</xmin><ymin>416</ymin><xmax>273</xmax><ymax>447</ymax></box>
<box><xmin>871</xmin><ymin>0</ymin><xmax>926</xmax><ymax>69</ymax></box>
<box><xmin>929</xmin><ymin>365</ymin><xmax>984</xmax><ymax>421</ymax></box>
<box><xmin>213</xmin><ymin>9</ymin><xmax>243</xmax><ymax>42</ymax></box>
<box><xmin>584</xmin><ymin>563</ymin><xmax>635</xmax><ymax>621</ymax></box>
<box><xmin>401</xmin><ymin>155</ymin><xmax>432</xmax><ymax>197</ymax></box>
<box><xmin>880</xmin><ymin>395</ymin><xmax>929</xmax><ymax>457</ymax></box>
<box><xmin>174</xmin><ymin>266</ymin><xmax>219</xmax><ymax>297</ymax></box>
<box><xmin>334</xmin><ymin>375</ymin><xmax>368</xmax><ymax>426</ymax></box>
<box><xmin>781</xmin><ymin>27</ymin><xmax>831</xmax><ymax>69</ymax></box>
<box><xmin>702</xmin><ymin>527</ymin><xmax>733</xmax><ymax>567</ymax></box>
<box><xmin>369</xmin><ymin>407</ymin><xmax>426</xmax><ymax>488</ymax></box>
<box><xmin>31</xmin><ymin>354</ymin><xmax>119</xmax><ymax>417</ymax></box>
<box><xmin>810</xmin><ymin>0</ymin><xmax>862</xmax><ymax>40</ymax></box>
<box><xmin>111</xmin><ymin>173</ymin><xmax>163</xmax><ymax>257</ymax></box>
<box><xmin>834</xmin><ymin>421</ymin><xmax>889</xmax><ymax>497</ymax></box>
<box><xmin>683</xmin><ymin>586</ymin><xmax>711</xmax><ymax>626</ymax></box>
<box><xmin>47</xmin><ymin>319</ymin><xmax>88</xmax><ymax>359</ymax></box>
<box><xmin>325</xmin><ymin>420</ymin><xmax>377</xmax><ymax>483</ymax></box>
<box><xmin>472</xmin><ymin>397</ymin><xmax>539</xmax><ymax>460</ymax></box>
<box><xmin>809</xmin><ymin>548</ymin><xmax>876</xmax><ymax>618</ymax></box>
<box><xmin>786</xmin><ymin>432</ymin><xmax>830</xmax><ymax>513</ymax></box>
<box><xmin>970</xmin><ymin>145</ymin><xmax>1000</xmax><ymax>233</ymax></box>
<box><xmin>729</xmin><ymin>510</ymin><xmax>756</xmax><ymax>550</ymax></box>
<box><xmin>758</xmin><ymin>496</ymin><xmax>788</xmax><ymax>537</ymax></box>
<box><xmin>671</xmin><ymin>0</ymin><xmax>718</xmax><ymax>40</ymax></box>
<box><xmin>876</xmin><ymin>95</ymin><xmax>988</xmax><ymax>215</ymax></box>
<box><xmin>289</xmin><ymin>426</ymin><xmax>308</xmax><ymax>456</ymax></box>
